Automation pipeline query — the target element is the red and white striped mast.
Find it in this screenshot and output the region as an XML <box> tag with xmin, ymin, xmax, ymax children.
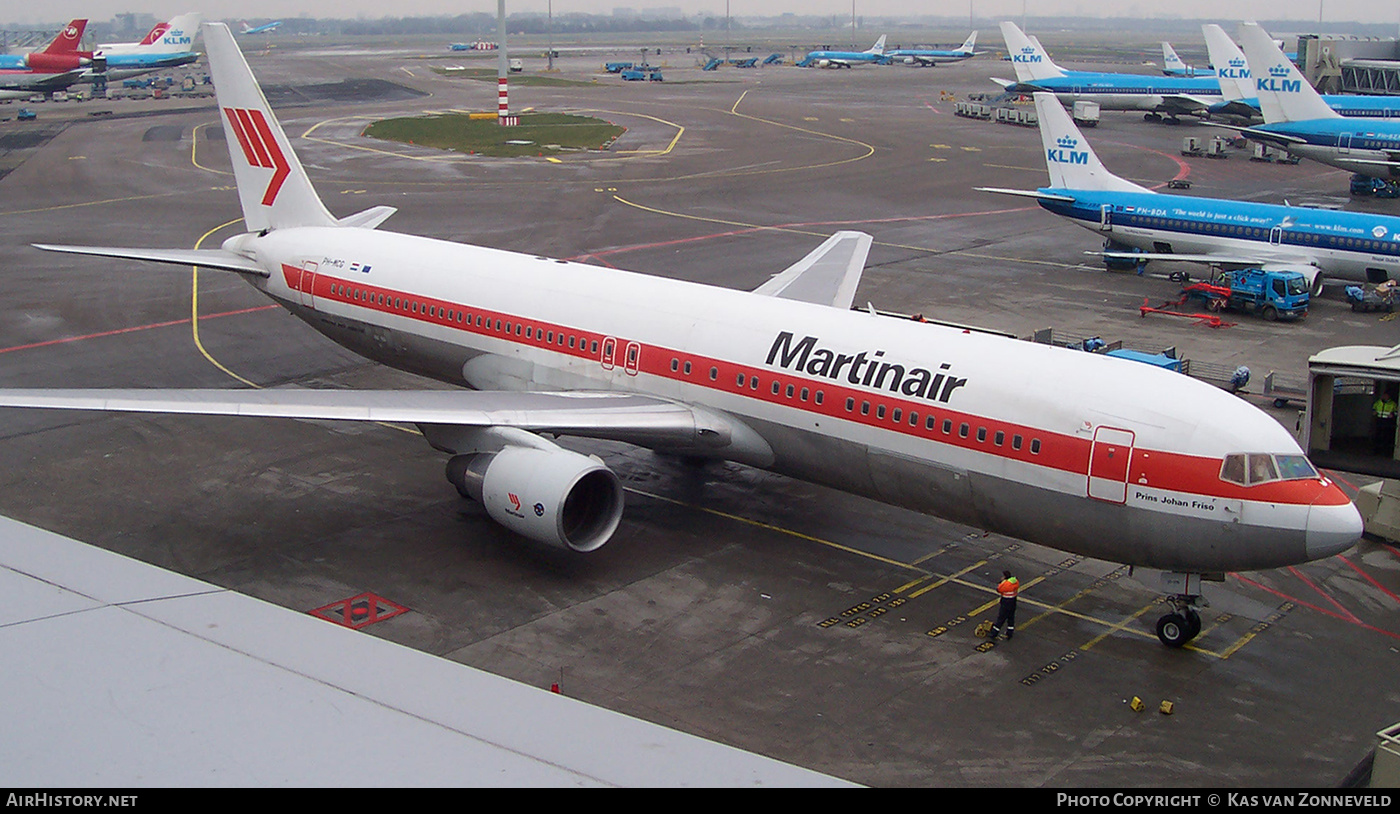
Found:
<box><xmin>497</xmin><ymin>0</ymin><xmax>516</xmax><ymax>125</ymax></box>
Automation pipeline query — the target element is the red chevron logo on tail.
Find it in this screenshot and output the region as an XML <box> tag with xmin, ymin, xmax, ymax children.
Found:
<box><xmin>222</xmin><ymin>107</ymin><xmax>291</xmax><ymax>207</ymax></box>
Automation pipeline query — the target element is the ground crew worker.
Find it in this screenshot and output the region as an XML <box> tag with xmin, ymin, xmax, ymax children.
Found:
<box><xmin>1374</xmin><ymin>388</ymin><xmax>1397</xmax><ymax>456</ymax></box>
<box><xmin>988</xmin><ymin>570</ymin><xmax>1019</xmax><ymax>641</ymax></box>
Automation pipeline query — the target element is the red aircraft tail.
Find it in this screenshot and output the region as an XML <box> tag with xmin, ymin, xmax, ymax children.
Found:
<box><xmin>38</xmin><ymin>19</ymin><xmax>86</xmax><ymax>54</ymax></box>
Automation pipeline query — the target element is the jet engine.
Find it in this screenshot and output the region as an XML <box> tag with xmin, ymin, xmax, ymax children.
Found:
<box><xmin>24</xmin><ymin>52</ymin><xmax>86</xmax><ymax>71</ymax></box>
<box><xmin>446</xmin><ymin>446</ymin><xmax>624</xmax><ymax>553</ymax></box>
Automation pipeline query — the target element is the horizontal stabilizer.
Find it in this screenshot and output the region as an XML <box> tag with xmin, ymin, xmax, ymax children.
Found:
<box><xmin>32</xmin><ymin>244</ymin><xmax>267</xmax><ymax>276</ymax></box>
<box><xmin>976</xmin><ymin>187</ymin><xmax>1077</xmax><ymax>203</ymax></box>
<box><xmin>753</xmin><ymin>231</ymin><xmax>872</xmax><ymax>310</ymax></box>
<box><xmin>337</xmin><ymin>205</ymin><xmax>397</xmax><ymax>230</ymax></box>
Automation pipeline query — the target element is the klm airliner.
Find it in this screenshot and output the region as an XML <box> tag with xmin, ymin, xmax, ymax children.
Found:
<box><xmin>1204</xmin><ymin>24</ymin><xmax>1400</xmax><ymax>123</ymax></box>
<box><xmin>886</xmin><ymin>32</ymin><xmax>981</xmax><ymax>66</ymax></box>
<box><xmin>995</xmin><ymin>22</ymin><xmax>1221</xmax><ymax>121</ymax></box>
<box><xmin>796</xmin><ymin>35</ymin><xmax>886</xmax><ymax>68</ymax></box>
<box><xmin>978</xmin><ymin>93</ymin><xmax>1400</xmax><ymax>295</ymax></box>
<box><xmin>1161</xmin><ymin>41</ymin><xmax>1215</xmax><ymax>77</ymax></box>
<box><xmin>1221</xmin><ymin>22</ymin><xmax>1400</xmax><ymax>180</ymax></box>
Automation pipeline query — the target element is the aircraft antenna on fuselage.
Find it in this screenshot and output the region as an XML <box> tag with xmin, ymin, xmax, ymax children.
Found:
<box><xmin>203</xmin><ymin>22</ymin><xmax>335</xmax><ymax>233</ymax></box>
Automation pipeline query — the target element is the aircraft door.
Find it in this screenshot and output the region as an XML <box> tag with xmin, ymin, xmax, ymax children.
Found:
<box><xmin>1269</xmin><ymin>226</ymin><xmax>1284</xmax><ymax>246</ymax></box>
<box><xmin>1339</xmin><ymin>133</ymin><xmax>1353</xmax><ymax>153</ymax></box>
<box><xmin>600</xmin><ymin>336</ymin><xmax>617</xmax><ymax>370</ymax></box>
<box><xmin>1087</xmin><ymin>426</ymin><xmax>1135</xmax><ymax>503</ymax></box>
<box><xmin>623</xmin><ymin>341</ymin><xmax>641</xmax><ymax>376</ymax></box>
<box><xmin>1099</xmin><ymin>205</ymin><xmax>1112</xmax><ymax>232</ymax></box>
<box><xmin>299</xmin><ymin>261</ymin><xmax>317</xmax><ymax>308</ymax></box>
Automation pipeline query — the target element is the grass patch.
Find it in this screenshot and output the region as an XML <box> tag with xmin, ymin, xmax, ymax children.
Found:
<box><xmin>364</xmin><ymin>112</ymin><xmax>626</xmax><ymax>157</ymax></box>
<box><xmin>430</xmin><ymin>65</ymin><xmax>598</xmax><ymax>87</ymax></box>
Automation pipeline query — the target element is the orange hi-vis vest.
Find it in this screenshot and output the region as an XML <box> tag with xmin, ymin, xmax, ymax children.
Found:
<box><xmin>998</xmin><ymin>577</ymin><xmax>1019</xmax><ymax>598</ymax></box>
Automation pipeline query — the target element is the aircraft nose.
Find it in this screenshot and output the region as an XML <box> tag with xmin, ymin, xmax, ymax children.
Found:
<box><xmin>1305</xmin><ymin>498</ymin><xmax>1364</xmax><ymax>561</ymax></box>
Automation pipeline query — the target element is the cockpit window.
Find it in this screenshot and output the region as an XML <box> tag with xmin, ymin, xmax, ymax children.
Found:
<box><xmin>1220</xmin><ymin>453</ymin><xmax>1319</xmax><ymax>486</ymax></box>
<box><xmin>1221</xmin><ymin>454</ymin><xmax>1246</xmax><ymax>485</ymax></box>
<box><xmin>1248</xmin><ymin>454</ymin><xmax>1278</xmax><ymax>485</ymax></box>
<box><xmin>1275</xmin><ymin>455</ymin><xmax>1318</xmax><ymax>481</ymax></box>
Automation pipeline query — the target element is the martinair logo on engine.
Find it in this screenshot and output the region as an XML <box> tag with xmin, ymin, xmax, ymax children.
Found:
<box><xmin>1049</xmin><ymin>135</ymin><xmax>1088</xmax><ymax>166</ymax></box>
<box><xmin>766</xmin><ymin>332</ymin><xmax>968</xmax><ymax>403</ymax></box>
<box><xmin>223</xmin><ymin>107</ymin><xmax>291</xmax><ymax>206</ymax></box>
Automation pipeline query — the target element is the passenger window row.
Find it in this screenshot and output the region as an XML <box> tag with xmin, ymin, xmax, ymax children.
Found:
<box><xmin>327</xmin><ymin>281</ymin><xmax>601</xmax><ymax>355</ymax></box>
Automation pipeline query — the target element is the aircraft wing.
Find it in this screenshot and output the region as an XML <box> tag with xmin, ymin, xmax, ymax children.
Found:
<box><xmin>752</xmin><ymin>230</ymin><xmax>872</xmax><ymax>309</ymax></box>
<box><xmin>1206</xmin><ymin>123</ymin><xmax>1309</xmax><ymax>148</ymax></box>
<box><xmin>0</xmin><ymin>68</ymin><xmax>85</xmax><ymax>92</ymax></box>
<box><xmin>0</xmin><ymin>388</ymin><xmax>741</xmax><ymax>451</ymax></box>
<box><xmin>33</xmin><ymin>243</ymin><xmax>267</xmax><ymax>276</ymax></box>
<box><xmin>1159</xmin><ymin>94</ymin><xmax>1216</xmax><ymax>115</ymax></box>
<box><xmin>1094</xmin><ymin>250</ymin><xmax>1311</xmax><ymax>267</ymax></box>
<box><xmin>1337</xmin><ymin>155</ymin><xmax>1400</xmax><ymax>170</ymax></box>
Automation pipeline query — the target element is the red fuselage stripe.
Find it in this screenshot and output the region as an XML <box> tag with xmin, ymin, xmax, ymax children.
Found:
<box><xmin>286</xmin><ymin>265</ymin><xmax>1343</xmax><ymax>508</ymax></box>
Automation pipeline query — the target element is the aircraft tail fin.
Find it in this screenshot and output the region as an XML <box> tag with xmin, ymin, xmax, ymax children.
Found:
<box><xmin>959</xmin><ymin>31</ymin><xmax>977</xmax><ymax>54</ymax></box>
<box><xmin>1161</xmin><ymin>42</ymin><xmax>1187</xmax><ymax>74</ymax></box>
<box><xmin>999</xmin><ymin>21</ymin><xmax>1064</xmax><ymax>82</ymax></box>
<box><xmin>204</xmin><ymin>22</ymin><xmax>335</xmax><ymax>232</ymax></box>
<box><xmin>1033</xmin><ymin>93</ymin><xmax>1149</xmax><ymax>193</ymax></box>
<box><xmin>1237</xmin><ymin>22</ymin><xmax>1338</xmax><ymax>123</ymax></box>
<box><xmin>1203</xmin><ymin>24</ymin><xmax>1250</xmax><ymax>103</ymax></box>
<box><xmin>136</xmin><ymin>13</ymin><xmax>201</xmax><ymax>53</ymax></box>
<box><xmin>868</xmin><ymin>35</ymin><xmax>887</xmax><ymax>55</ymax></box>
<box><xmin>39</xmin><ymin>20</ymin><xmax>86</xmax><ymax>54</ymax></box>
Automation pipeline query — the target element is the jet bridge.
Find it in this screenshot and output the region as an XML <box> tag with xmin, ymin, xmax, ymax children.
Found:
<box><xmin>1303</xmin><ymin>345</ymin><xmax>1400</xmax><ymax>479</ymax></box>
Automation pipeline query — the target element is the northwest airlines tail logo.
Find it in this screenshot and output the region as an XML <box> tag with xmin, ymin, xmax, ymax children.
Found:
<box><xmin>223</xmin><ymin>107</ymin><xmax>291</xmax><ymax>206</ymax></box>
<box><xmin>140</xmin><ymin>24</ymin><xmax>170</xmax><ymax>45</ymax></box>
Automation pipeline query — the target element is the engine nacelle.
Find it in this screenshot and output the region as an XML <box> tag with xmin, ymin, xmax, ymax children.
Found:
<box><xmin>24</xmin><ymin>53</ymin><xmax>84</xmax><ymax>71</ymax></box>
<box><xmin>448</xmin><ymin>447</ymin><xmax>624</xmax><ymax>553</ymax></box>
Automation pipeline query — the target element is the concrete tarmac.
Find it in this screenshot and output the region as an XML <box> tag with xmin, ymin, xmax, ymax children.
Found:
<box><xmin>0</xmin><ymin>37</ymin><xmax>1397</xmax><ymax>787</ymax></box>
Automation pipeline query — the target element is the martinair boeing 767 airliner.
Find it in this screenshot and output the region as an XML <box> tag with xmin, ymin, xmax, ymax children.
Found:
<box><xmin>2</xmin><ymin>24</ymin><xmax>1362</xmax><ymax>648</ymax></box>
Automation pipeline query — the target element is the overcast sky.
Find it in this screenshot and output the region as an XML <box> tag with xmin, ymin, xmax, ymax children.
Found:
<box><xmin>0</xmin><ymin>1</ymin><xmax>1387</xmax><ymax>27</ymax></box>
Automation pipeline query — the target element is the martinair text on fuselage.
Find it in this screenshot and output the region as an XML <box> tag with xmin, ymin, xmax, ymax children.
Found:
<box><xmin>767</xmin><ymin>331</ymin><xmax>969</xmax><ymax>403</ymax></box>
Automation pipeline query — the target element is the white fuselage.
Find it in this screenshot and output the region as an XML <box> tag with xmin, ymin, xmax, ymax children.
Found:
<box><xmin>220</xmin><ymin>225</ymin><xmax>1358</xmax><ymax>573</ymax></box>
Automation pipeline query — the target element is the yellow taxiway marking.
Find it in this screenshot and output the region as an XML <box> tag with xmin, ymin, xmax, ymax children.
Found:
<box><xmin>907</xmin><ymin>559</ymin><xmax>989</xmax><ymax>598</ymax></box>
<box><xmin>191</xmin><ymin>122</ymin><xmax>232</xmax><ymax>175</ymax></box>
<box><xmin>625</xmin><ymin>486</ymin><xmax>1163</xmax><ymax>644</ymax></box>
<box><xmin>185</xmin><ymin>219</ymin><xmax>420</xmax><ymax>437</ymax></box>
<box><xmin>190</xmin><ymin>220</ymin><xmax>262</xmax><ymax>389</ymax></box>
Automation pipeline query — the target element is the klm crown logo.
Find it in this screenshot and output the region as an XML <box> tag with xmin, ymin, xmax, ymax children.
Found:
<box><xmin>1221</xmin><ymin>57</ymin><xmax>1250</xmax><ymax>79</ymax></box>
<box><xmin>162</xmin><ymin>27</ymin><xmax>193</xmax><ymax>47</ymax></box>
<box><xmin>1257</xmin><ymin>63</ymin><xmax>1301</xmax><ymax>94</ymax></box>
<box><xmin>1014</xmin><ymin>45</ymin><xmax>1041</xmax><ymax>64</ymax></box>
<box><xmin>1047</xmin><ymin>135</ymin><xmax>1088</xmax><ymax>165</ymax></box>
